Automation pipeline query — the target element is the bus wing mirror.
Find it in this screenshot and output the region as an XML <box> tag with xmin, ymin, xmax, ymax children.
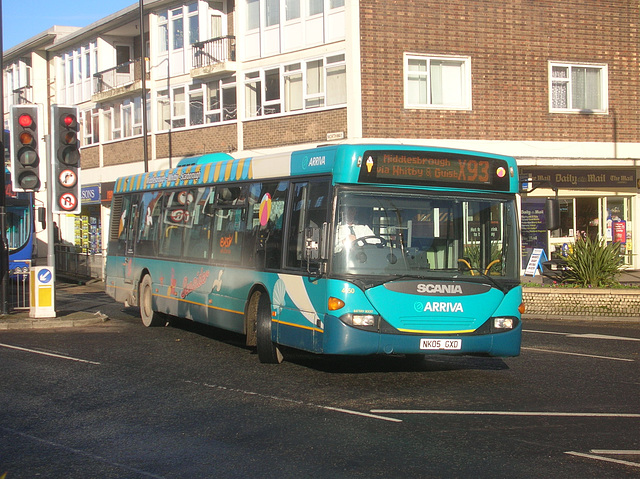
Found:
<box><xmin>305</xmin><ymin>223</ymin><xmax>328</xmax><ymax>277</ymax></box>
<box><xmin>545</xmin><ymin>198</ymin><xmax>560</xmax><ymax>231</ymax></box>
<box><xmin>305</xmin><ymin>227</ymin><xmax>320</xmax><ymax>261</ymax></box>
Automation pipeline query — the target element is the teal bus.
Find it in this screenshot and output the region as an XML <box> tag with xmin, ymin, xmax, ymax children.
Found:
<box><xmin>105</xmin><ymin>143</ymin><xmax>523</xmax><ymax>363</ymax></box>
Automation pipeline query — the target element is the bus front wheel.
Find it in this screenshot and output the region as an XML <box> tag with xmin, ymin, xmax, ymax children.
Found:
<box><xmin>256</xmin><ymin>291</ymin><xmax>283</xmax><ymax>364</ymax></box>
<box><xmin>140</xmin><ymin>275</ymin><xmax>164</xmax><ymax>327</ymax></box>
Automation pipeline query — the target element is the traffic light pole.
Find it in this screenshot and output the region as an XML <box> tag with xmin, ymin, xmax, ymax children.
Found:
<box><xmin>45</xmin><ymin>134</ymin><xmax>55</xmax><ymax>269</ymax></box>
<box><xmin>0</xmin><ymin>0</ymin><xmax>9</xmax><ymax>315</ymax></box>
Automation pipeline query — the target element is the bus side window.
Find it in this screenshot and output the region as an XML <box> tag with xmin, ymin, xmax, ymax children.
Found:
<box><xmin>211</xmin><ymin>207</ymin><xmax>244</xmax><ymax>264</ymax></box>
<box><xmin>245</xmin><ymin>181</ymin><xmax>288</xmax><ymax>269</ymax></box>
<box><xmin>109</xmin><ymin>195</ymin><xmax>129</xmax><ymax>257</ymax></box>
<box><xmin>116</xmin><ymin>194</ymin><xmax>139</xmax><ymax>256</ymax></box>
<box><xmin>160</xmin><ymin>189</ymin><xmax>198</xmax><ymax>257</ymax></box>
<box><xmin>286</xmin><ymin>180</ymin><xmax>330</xmax><ymax>269</ymax></box>
<box><xmin>135</xmin><ymin>191</ymin><xmax>165</xmax><ymax>257</ymax></box>
<box><xmin>184</xmin><ymin>187</ymin><xmax>215</xmax><ymax>260</ymax></box>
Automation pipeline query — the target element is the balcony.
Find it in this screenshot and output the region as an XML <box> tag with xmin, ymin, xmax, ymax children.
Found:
<box><xmin>92</xmin><ymin>58</ymin><xmax>149</xmax><ymax>102</ymax></box>
<box><xmin>191</xmin><ymin>35</ymin><xmax>236</xmax><ymax>79</ymax></box>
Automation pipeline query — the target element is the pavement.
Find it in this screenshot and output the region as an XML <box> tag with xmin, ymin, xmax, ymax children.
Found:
<box><xmin>0</xmin><ymin>279</ymin><xmax>112</xmax><ymax>330</ymax></box>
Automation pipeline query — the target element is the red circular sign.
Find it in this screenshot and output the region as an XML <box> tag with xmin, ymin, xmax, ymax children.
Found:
<box><xmin>59</xmin><ymin>193</ymin><xmax>78</xmax><ymax>211</ymax></box>
<box><xmin>59</xmin><ymin>169</ymin><xmax>77</xmax><ymax>188</ymax></box>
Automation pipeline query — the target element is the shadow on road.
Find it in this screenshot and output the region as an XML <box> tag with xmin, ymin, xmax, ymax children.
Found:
<box><xmin>161</xmin><ymin>314</ymin><xmax>510</xmax><ymax>374</ymax></box>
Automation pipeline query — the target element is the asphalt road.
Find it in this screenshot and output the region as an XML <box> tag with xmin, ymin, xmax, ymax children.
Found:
<box><xmin>0</xmin><ymin>285</ymin><xmax>638</xmax><ymax>478</ymax></box>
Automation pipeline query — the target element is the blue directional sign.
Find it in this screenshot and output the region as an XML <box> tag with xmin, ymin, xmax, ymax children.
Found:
<box><xmin>37</xmin><ymin>268</ymin><xmax>53</xmax><ymax>284</ymax></box>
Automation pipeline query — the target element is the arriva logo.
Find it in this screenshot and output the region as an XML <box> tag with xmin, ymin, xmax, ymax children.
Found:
<box><xmin>414</xmin><ymin>301</ymin><xmax>464</xmax><ymax>313</ymax></box>
<box><xmin>416</xmin><ymin>283</ymin><xmax>463</xmax><ymax>294</ymax></box>
<box><xmin>304</xmin><ymin>156</ymin><xmax>326</xmax><ymax>169</ymax></box>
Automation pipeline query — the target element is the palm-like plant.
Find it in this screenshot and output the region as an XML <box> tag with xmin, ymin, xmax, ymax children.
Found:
<box><xmin>563</xmin><ymin>235</ymin><xmax>623</xmax><ymax>287</ymax></box>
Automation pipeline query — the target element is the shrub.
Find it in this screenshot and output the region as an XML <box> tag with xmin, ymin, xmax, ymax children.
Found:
<box><xmin>563</xmin><ymin>236</ymin><xmax>623</xmax><ymax>287</ymax></box>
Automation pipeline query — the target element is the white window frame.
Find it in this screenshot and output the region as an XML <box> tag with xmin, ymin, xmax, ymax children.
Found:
<box><xmin>155</xmin><ymin>80</ymin><xmax>236</xmax><ymax>132</ymax></box>
<box><xmin>244</xmin><ymin>52</ymin><xmax>346</xmax><ymax>119</ymax></box>
<box><xmin>4</xmin><ymin>60</ymin><xmax>32</xmax><ymax>106</ymax></box>
<box><xmin>58</xmin><ymin>42</ymin><xmax>97</xmax><ymax>104</ymax></box>
<box><xmin>189</xmin><ymin>83</ymin><xmax>205</xmax><ymax>126</ymax></box>
<box><xmin>81</xmin><ymin>108</ymin><xmax>100</xmax><ymax>145</ymax></box>
<box><xmin>172</xmin><ymin>86</ymin><xmax>187</xmax><ymax>128</ymax></box>
<box><xmin>204</xmin><ymin>77</ymin><xmax>237</xmax><ymax>123</ymax></box>
<box><xmin>103</xmin><ymin>96</ymin><xmax>148</xmax><ymax>141</ymax></box>
<box><xmin>403</xmin><ymin>53</ymin><xmax>472</xmax><ymax>110</ymax></box>
<box><xmin>549</xmin><ymin>61</ymin><xmax>608</xmax><ymax>114</ymax></box>
<box><xmin>157</xmin><ymin>90</ymin><xmax>171</xmax><ymax>131</ymax></box>
<box><xmin>157</xmin><ymin>3</ymin><xmax>199</xmax><ymax>54</ymax></box>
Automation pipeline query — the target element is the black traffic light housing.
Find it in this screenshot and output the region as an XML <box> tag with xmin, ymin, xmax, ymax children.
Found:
<box><xmin>10</xmin><ymin>104</ymin><xmax>41</xmax><ymax>191</ymax></box>
<box><xmin>51</xmin><ymin>105</ymin><xmax>81</xmax><ymax>214</ymax></box>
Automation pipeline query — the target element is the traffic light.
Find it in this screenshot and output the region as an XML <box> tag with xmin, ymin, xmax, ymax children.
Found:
<box><xmin>52</xmin><ymin>105</ymin><xmax>81</xmax><ymax>214</ymax></box>
<box><xmin>9</xmin><ymin>105</ymin><xmax>42</xmax><ymax>191</ymax></box>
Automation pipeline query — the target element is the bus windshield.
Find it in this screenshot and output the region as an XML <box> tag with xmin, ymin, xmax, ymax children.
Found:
<box><xmin>332</xmin><ymin>190</ymin><xmax>519</xmax><ymax>282</ymax></box>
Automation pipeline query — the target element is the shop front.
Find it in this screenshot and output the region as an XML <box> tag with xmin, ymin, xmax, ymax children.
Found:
<box><xmin>56</xmin><ymin>184</ymin><xmax>103</xmax><ymax>279</ymax></box>
<box><xmin>520</xmin><ymin>167</ymin><xmax>637</xmax><ymax>271</ymax></box>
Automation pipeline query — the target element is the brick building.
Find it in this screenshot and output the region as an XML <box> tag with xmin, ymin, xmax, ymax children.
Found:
<box><xmin>3</xmin><ymin>0</ymin><xmax>640</xmax><ymax>276</ymax></box>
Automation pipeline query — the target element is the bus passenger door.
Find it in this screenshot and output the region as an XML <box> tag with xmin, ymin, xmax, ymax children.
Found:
<box><xmin>278</xmin><ymin>180</ymin><xmax>330</xmax><ymax>353</ymax></box>
<box><xmin>124</xmin><ymin>201</ymin><xmax>140</xmax><ymax>284</ymax></box>
<box><xmin>123</xmin><ymin>195</ymin><xmax>140</xmax><ymax>286</ymax></box>
<box><xmin>108</xmin><ymin>194</ymin><xmax>137</xmax><ymax>304</ymax></box>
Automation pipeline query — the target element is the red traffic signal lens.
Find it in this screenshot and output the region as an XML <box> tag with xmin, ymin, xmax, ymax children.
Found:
<box><xmin>19</xmin><ymin>131</ymin><xmax>34</xmax><ymax>146</ymax></box>
<box><xmin>62</xmin><ymin>114</ymin><xmax>77</xmax><ymax>128</ymax></box>
<box><xmin>18</xmin><ymin>114</ymin><xmax>34</xmax><ymax>128</ymax></box>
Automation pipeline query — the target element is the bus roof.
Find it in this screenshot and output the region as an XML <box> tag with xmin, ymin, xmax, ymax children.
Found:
<box><xmin>114</xmin><ymin>143</ymin><xmax>519</xmax><ymax>194</ymax></box>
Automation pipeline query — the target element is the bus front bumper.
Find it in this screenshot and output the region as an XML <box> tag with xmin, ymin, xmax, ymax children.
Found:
<box><xmin>321</xmin><ymin>314</ymin><xmax>521</xmax><ymax>357</ymax></box>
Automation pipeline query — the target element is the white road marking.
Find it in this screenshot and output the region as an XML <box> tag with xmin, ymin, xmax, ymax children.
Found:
<box><xmin>565</xmin><ymin>451</ymin><xmax>640</xmax><ymax>468</ymax></box>
<box><xmin>0</xmin><ymin>342</ymin><xmax>101</xmax><ymax>365</ymax></box>
<box><xmin>524</xmin><ymin>330</ymin><xmax>640</xmax><ymax>342</ymax></box>
<box><xmin>568</xmin><ymin>334</ymin><xmax>640</xmax><ymax>341</ymax></box>
<box><xmin>369</xmin><ymin>409</ymin><xmax>640</xmax><ymax>418</ymax></box>
<box><xmin>183</xmin><ymin>380</ymin><xmax>402</xmax><ymax>423</ymax></box>
<box><xmin>590</xmin><ymin>450</ymin><xmax>640</xmax><ymax>455</ymax></box>
<box><xmin>522</xmin><ymin>347</ymin><xmax>634</xmax><ymax>362</ymax></box>
<box><xmin>1</xmin><ymin>426</ymin><xmax>166</xmax><ymax>478</ymax></box>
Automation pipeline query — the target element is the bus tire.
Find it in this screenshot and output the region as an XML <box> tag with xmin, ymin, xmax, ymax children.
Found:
<box><xmin>256</xmin><ymin>291</ymin><xmax>283</xmax><ymax>364</ymax></box>
<box><xmin>245</xmin><ymin>292</ymin><xmax>260</xmax><ymax>347</ymax></box>
<box><xmin>140</xmin><ymin>275</ymin><xmax>164</xmax><ymax>327</ymax></box>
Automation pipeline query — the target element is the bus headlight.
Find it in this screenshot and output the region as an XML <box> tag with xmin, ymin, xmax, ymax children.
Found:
<box><xmin>339</xmin><ymin>313</ymin><xmax>380</xmax><ymax>331</ymax></box>
<box><xmin>493</xmin><ymin>317</ymin><xmax>515</xmax><ymax>330</ymax></box>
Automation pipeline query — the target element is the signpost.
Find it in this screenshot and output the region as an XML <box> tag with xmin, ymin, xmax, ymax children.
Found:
<box><xmin>524</xmin><ymin>248</ymin><xmax>547</xmax><ymax>277</ymax></box>
<box><xmin>30</xmin><ymin>266</ymin><xmax>56</xmax><ymax>318</ymax></box>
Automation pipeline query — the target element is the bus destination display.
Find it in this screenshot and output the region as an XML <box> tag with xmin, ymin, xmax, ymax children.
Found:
<box><xmin>359</xmin><ymin>150</ymin><xmax>510</xmax><ymax>190</ymax></box>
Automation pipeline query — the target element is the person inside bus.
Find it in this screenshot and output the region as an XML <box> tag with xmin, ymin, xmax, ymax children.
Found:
<box><xmin>335</xmin><ymin>206</ymin><xmax>379</xmax><ymax>252</ymax></box>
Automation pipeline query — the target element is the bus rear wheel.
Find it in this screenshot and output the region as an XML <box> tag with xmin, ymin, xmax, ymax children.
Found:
<box><xmin>140</xmin><ymin>275</ymin><xmax>164</xmax><ymax>327</ymax></box>
<box><xmin>256</xmin><ymin>291</ymin><xmax>283</xmax><ymax>364</ymax></box>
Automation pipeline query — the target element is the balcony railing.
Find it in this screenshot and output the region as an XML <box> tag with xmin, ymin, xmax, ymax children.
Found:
<box><xmin>192</xmin><ymin>35</ymin><xmax>236</xmax><ymax>69</ymax></box>
<box><xmin>11</xmin><ymin>85</ymin><xmax>32</xmax><ymax>105</ymax></box>
<box><xmin>93</xmin><ymin>58</ymin><xmax>148</xmax><ymax>95</ymax></box>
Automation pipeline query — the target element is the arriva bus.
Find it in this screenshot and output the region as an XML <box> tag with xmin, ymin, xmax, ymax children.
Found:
<box><xmin>4</xmin><ymin>168</ymin><xmax>34</xmax><ymax>271</ymax></box>
<box><xmin>105</xmin><ymin>144</ymin><xmax>523</xmax><ymax>363</ymax></box>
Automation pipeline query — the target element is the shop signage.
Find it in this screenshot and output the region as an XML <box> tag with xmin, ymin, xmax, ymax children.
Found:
<box><xmin>522</xmin><ymin>169</ymin><xmax>636</xmax><ymax>189</ymax></box>
<box><xmin>521</xmin><ymin>199</ymin><xmax>548</xmax><ymax>269</ymax></box>
<box><xmin>101</xmin><ymin>181</ymin><xmax>115</xmax><ymax>204</ymax></box>
<box><xmin>525</xmin><ymin>248</ymin><xmax>547</xmax><ymax>276</ymax></box>
<box><xmin>81</xmin><ymin>185</ymin><xmax>101</xmax><ymax>204</ymax></box>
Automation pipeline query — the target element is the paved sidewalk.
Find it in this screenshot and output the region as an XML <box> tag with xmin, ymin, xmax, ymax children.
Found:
<box><xmin>0</xmin><ymin>280</ymin><xmax>111</xmax><ymax>330</ymax></box>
